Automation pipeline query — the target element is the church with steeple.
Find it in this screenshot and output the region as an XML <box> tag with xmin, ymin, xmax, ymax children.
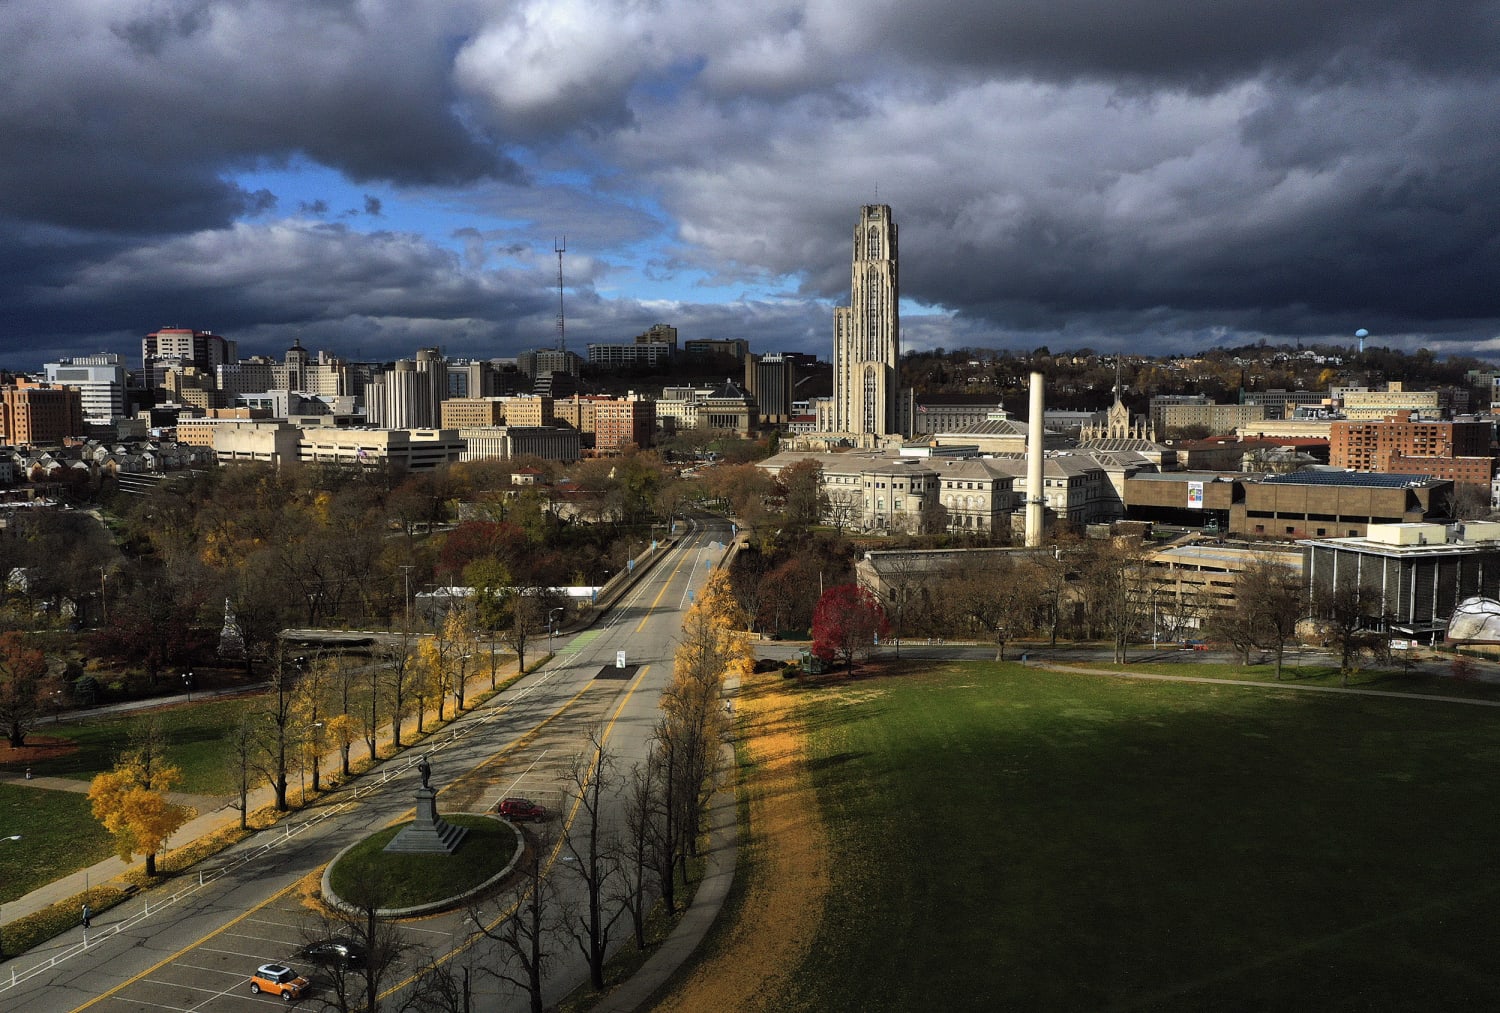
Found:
<box><xmin>1077</xmin><ymin>360</ymin><xmax>1176</xmax><ymax>469</ymax></box>
<box><xmin>1080</xmin><ymin>360</ymin><xmax>1157</xmax><ymax>443</ymax></box>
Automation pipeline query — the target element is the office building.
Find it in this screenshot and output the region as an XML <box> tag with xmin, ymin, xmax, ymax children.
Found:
<box><xmin>43</xmin><ymin>354</ymin><xmax>128</xmax><ymax>423</ymax></box>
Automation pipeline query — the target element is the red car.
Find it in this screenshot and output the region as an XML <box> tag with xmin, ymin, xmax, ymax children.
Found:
<box><xmin>498</xmin><ymin>796</ymin><xmax>549</xmax><ymax>822</ymax></box>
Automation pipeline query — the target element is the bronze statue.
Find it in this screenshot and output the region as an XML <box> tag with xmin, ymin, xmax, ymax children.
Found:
<box><xmin>417</xmin><ymin>755</ymin><xmax>432</xmax><ymax>789</ymax></box>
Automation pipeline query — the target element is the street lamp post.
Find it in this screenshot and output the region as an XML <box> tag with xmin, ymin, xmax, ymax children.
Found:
<box><xmin>1</xmin><ymin>834</ymin><xmax>21</xmax><ymax>959</ymax></box>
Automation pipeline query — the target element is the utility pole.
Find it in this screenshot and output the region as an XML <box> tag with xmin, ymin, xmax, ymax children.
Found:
<box><xmin>398</xmin><ymin>565</ymin><xmax>414</xmax><ymax>627</ymax></box>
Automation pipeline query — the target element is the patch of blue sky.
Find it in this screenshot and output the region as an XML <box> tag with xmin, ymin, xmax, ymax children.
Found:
<box><xmin>229</xmin><ymin>160</ymin><xmax>519</xmax><ymax>247</ymax></box>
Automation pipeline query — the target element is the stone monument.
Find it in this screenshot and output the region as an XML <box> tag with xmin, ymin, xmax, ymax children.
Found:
<box><xmin>217</xmin><ymin>597</ymin><xmax>245</xmax><ymax>660</ymax></box>
<box><xmin>384</xmin><ymin>754</ymin><xmax>468</xmax><ymax>854</ymax></box>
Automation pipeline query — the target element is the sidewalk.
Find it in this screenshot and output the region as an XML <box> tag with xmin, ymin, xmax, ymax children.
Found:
<box><xmin>0</xmin><ymin>652</ymin><xmax>527</xmax><ymax>933</ymax></box>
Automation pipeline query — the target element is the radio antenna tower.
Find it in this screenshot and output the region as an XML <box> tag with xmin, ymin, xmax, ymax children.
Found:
<box><xmin>554</xmin><ymin>236</ymin><xmax>567</xmax><ymax>352</ymax></box>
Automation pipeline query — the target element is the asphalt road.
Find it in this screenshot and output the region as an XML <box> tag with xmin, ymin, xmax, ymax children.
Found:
<box><xmin>3</xmin><ymin>516</ymin><xmax>734</xmax><ymax>1013</ymax></box>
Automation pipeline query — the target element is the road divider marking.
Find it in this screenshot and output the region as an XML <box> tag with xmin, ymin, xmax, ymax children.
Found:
<box><xmin>68</xmin><ymin>880</ymin><xmax>302</xmax><ymax>1013</ymax></box>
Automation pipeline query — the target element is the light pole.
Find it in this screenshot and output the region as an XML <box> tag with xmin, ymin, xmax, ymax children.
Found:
<box><xmin>1</xmin><ymin>834</ymin><xmax>20</xmax><ymax>959</ymax></box>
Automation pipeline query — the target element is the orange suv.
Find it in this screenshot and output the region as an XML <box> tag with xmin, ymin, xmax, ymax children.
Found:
<box><xmin>249</xmin><ymin>963</ymin><xmax>310</xmax><ymax>1001</ymax></box>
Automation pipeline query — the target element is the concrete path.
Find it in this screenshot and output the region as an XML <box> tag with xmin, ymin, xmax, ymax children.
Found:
<box><xmin>0</xmin><ymin>655</ymin><xmax>527</xmax><ymax>930</ymax></box>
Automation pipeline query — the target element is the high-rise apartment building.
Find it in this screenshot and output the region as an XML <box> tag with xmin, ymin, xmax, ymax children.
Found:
<box><xmin>833</xmin><ymin>205</ymin><xmax>899</xmax><ymax>438</ymax></box>
<box><xmin>365</xmin><ymin>348</ymin><xmax>446</xmax><ymax>429</ymax></box>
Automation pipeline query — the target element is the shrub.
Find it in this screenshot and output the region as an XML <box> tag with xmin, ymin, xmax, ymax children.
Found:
<box><xmin>72</xmin><ymin>674</ymin><xmax>100</xmax><ymax>706</ymax></box>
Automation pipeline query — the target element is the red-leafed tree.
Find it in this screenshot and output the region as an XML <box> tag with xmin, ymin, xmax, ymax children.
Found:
<box><xmin>0</xmin><ymin>631</ymin><xmax>48</xmax><ymax>748</ymax></box>
<box><xmin>812</xmin><ymin>584</ymin><xmax>889</xmax><ymax>674</ymax></box>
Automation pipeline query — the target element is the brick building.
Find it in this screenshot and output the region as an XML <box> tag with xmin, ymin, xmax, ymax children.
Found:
<box><xmin>1330</xmin><ymin>412</ymin><xmax>1493</xmax><ymax>489</ymax></box>
<box><xmin>1</xmin><ymin>382</ymin><xmax>85</xmax><ymax>445</ymax></box>
<box><xmin>593</xmin><ymin>395</ymin><xmax>656</xmax><ymax>453</ymax></box>
<box><xmin>440</xmin><ymin>397</ymin><xmax>507</xmax><ymax>428</ymax></box>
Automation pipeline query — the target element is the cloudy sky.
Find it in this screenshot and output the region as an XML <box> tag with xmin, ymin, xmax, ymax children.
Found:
<box><xmin>5</xmin><ymin>0</ymin><xmax>1500</xmax><ymax>370</ymax></box>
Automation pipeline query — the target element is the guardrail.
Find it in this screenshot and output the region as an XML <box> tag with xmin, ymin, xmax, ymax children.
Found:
<box><xmin>0</xmin><ymin>679</ymin><xmax>534</xmax><ymax>993</ymax></box>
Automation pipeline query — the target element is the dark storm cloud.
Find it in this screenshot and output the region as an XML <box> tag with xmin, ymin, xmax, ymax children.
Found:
<box><xmin>6</xmin><ymin>0</ymin><xmax>1500</xmax><ymax>365</ymax></box>
<box><xmin>879</xmin><ymin>1</ymin><xmax>1500</xmax><ymax>89</ymax></box>
<box><xmin>0</xmin><ymin>1</ymin><xmax>511</xmax><ymax>237</ymax></box>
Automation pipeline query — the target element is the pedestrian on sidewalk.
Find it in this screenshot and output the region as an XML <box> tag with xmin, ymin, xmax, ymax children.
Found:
<box><xmin>25</xmin><ymin>766</ymin><xmax>32</xmax><ymax>779</ymax></box>
<box><xmin>81</xmin><ymin>903</ymin><xmax>91</xmax><ymax>928</ymax></box>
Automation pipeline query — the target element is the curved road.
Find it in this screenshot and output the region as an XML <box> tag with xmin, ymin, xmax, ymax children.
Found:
<box><xmin>3</xmin><ymin>516</ymin><xmax>734</xmax><ymax>1013</ymax></box>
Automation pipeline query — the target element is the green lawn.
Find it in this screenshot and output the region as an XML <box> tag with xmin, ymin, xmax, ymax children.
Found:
<box><xmin>775</xmin><ymin>661</ymin><xmax>1500</xmax><ymax>1012</ymax></box>
<box><xmin>327</xmin><ymin>815</ymin><xmax>517</xmax><ymax>909</ymax></box>
<box><xmin>1080</xmin><ymin>656</ymin><xmax>1500</xmax><ymax>700</ymax></box>
<box><xmin>11</xmin><ymin>696</ymin><xmax>266</xmax><ymax>796</ymax></box>
<box><xmin>0</xmin><ymin>784</ymin><xmax>116</xmax><ymax>903</ymax></box>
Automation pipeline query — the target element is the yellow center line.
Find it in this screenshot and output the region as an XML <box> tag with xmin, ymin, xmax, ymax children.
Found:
<box><xmin>380</xmin><ymin>661</ymin><xmax>656</xmax><ymax>1000</ymax></box>
<box><xmin>635</xmin><ymin>539</ymin><xmax>695</xmax><ymax>634</ymax></box>
<box><xmin>69</xmin><ymin>880</ymin><xmax>303</xmax><ymax>1013</ymax></box>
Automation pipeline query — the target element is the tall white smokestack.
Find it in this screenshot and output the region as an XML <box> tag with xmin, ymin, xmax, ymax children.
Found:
<box><xmin>1025</xmin><ymin>371</ymin><xmax>1045</xmax><ymax>548</ymax></box>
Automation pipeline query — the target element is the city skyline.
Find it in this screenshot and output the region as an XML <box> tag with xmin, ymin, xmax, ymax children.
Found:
<box><xmin>5</xmin><ymin>3</ymin><xmax>1500</xmax><ymax>370</ymax></box>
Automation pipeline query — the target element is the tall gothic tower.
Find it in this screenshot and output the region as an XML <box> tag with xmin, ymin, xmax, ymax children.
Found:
<box><xmin>833</xmin><ymin>205</ymin><xmax>899</xmax><ymax>438</ymax></box>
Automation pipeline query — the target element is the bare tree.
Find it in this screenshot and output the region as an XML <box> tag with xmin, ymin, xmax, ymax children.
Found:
<box><xmin>1312</xmin><ymin>581</ymin><xmax>1388</xmax><ymax>686</ymax></box>
<box><xmin>942</xmin><ymin>552</ymin><xmax>1036</xmax><ymax>660</ymax></box>
<box><xmin>826</xmin><ymin>489</ymin><xmax>862</xmax><ymax>535</ymax></box>
<box><xmin>252</xmin><ymin>647</ymin><xmax>303</xmax><ymax>811</ymax></box>
<box><xmin>868</xmin><ymin>552</ymin><xmax>929</xmax><ymax>657</ymax></box>
<box><xmin>226</xmin><ymin>714</ymin><xmax>257</xmax><ymax>831</ymax></box>
<box><xmin>618</xmin><ymin>758</ymin><xmax>659</xmax><ymax>949</ymax></box>
<box><xmin>1239</xmin><ymin>557</ymin><xmax>1306</xmax><ymax>680</ymax></box>
<box><xmin>1078</xmin><ymin>541</ymin><xmax>1152</xmax><ymax>664</ymax></box>
<box><xmin>318</xmin><ymin>873</ymin><xmax>412</xmax><ymax>1013</ymax></box>
<box><xmin>500</xmin><ymin>588</ymin><xmax>545</xmax><ymax>676</ymax></box>
<box><xmin>645</xmin><ymin>724</ymin><xmax>684</xmax><ymax>915</ymax></box>
<box><xmin>381</xmin><ymin>625</ymin><xmax>419</xmax><ymax>748</ymax></box>
<box><xmin>559</xmin><ymin>726</ymin><xmax>624</xmax><ymax>991</ymax></box>
<box><xmin>470</xmin><ymin>837</ymin><xmax>557</xmax><ymax>1013</ymax></box>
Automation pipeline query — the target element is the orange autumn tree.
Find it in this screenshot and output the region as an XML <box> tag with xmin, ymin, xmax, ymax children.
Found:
<box><xmin>88</xmin><ymin>719</ymin><xmax>188</xmax><ymax>877</ymax></box>
<box><xmin>654</xmin><ymin>568</ymin><xmax>752</xmax><ymax>895</ymax></box>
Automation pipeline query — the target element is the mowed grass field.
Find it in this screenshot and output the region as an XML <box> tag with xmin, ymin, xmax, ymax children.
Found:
<box><xmin>13</xmin><ymin>696</ymin><xmax>264</xmax><ymax>796</ymax></box>
<box><xmin>0</xmin><ymin>784</ymin><xmax>116</xmax><ymax>902</ymax></box>
<box><xmin>775</xmin><ymin>662</ymin><xmax>1500</xmax><ymax>1011</ymax></box>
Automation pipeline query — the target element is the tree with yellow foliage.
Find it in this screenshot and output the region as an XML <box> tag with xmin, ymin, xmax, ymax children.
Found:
<box><xmin>87</xmin><ymin>719</ymin><xmax>188</xmax><ymax>877</ymax></box>
<box><xmin>653</xmin><ymin>568</ymin><xmax>750</xmax><ymax>888</ymax></box>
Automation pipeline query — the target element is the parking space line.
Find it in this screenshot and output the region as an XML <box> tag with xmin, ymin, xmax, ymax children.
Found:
<box><xmin>99</xmin><ymin>998</ymin><xmax>198</xmax><ymax>1013</ymax></box>
<box><xmin>170</xmin><ymin>961</ymin><xmax>254</xmax><ymax>978</ymax></box>
<box><xmin>188</xmin><ymin>976</ymin><xmax>268</xmax><ymax>1011</ymax></box>
<box><xmin>197</xmin><ymin>945</ymin><xmax>277</xmax><ymax>960</ymax></box>
<box><xmin>141</xmin><ymin>978</ymin><xmax>228</xmax><ymax>996</ymax></box>
<box><xmin>69</xmin><ymin>881</ymin><xmax>302</xmax><ymax>1013</ymax></box>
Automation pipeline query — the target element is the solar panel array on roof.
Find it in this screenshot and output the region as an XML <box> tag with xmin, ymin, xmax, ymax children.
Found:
<box><xmin>1260</xmin><ymin>471</ymin><xmax>1430</xmax><ymax>488</ymax></box>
